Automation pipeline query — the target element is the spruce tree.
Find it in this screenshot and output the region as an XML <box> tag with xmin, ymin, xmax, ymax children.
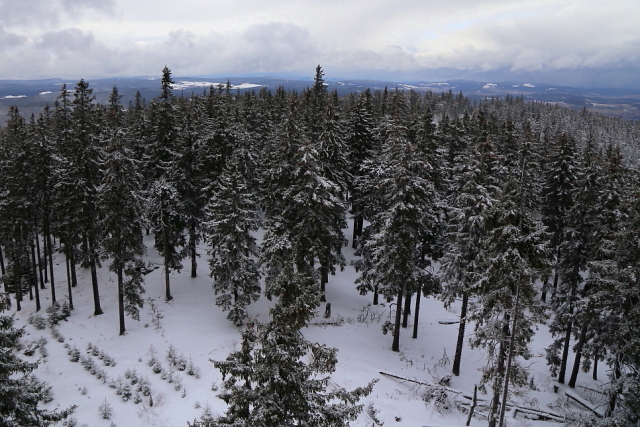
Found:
<box><xmin>0</xmin><ymin>296</ymin><xmax>75</xmax><ymax>425</ymax></box>
<box><xmin>354</xmin><ymin>90</ymin><xmax>438</xmax><ymax>352</ymax></box>
<box><xmin>195</xmin><ymin>266</ymin><xmax>376</xmax><ymax>427</ymax></box>
<box><xmin>204</xmin><ymin>154</ymin><xmax>261</xmax><ymax>326</ymax></box>
<box><xmin>471</xmin><ymin>173</ymin><xmax>549</xmax><ymax>427</ymax></box>
<box><xmin>98</xmin><ymin>87</ymin><xmax>147</xmax><ymax>335</ymax></box>
<box><xmin>0</xmin><ymin>107</ymin><xmax>35</xmax><ymax>311</ymax></box>
<box><xmin>440</xmin><ymin>131</ymin><xmax>501</xmax><ymax>376</ymax></box>
<box><xmin>147</xmin><ymin>67</ymin><xmax>187</xmax><ymax>301</ymax></box>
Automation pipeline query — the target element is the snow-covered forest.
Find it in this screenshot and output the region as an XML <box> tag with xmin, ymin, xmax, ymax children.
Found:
<box><xmin>1</xmin><ymin>66</ymin><xmax>640</xmax><ymax>426</ymax></box>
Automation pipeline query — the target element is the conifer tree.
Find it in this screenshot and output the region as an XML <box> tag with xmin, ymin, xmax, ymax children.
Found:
<box><xmin>0</xmin><ymin>296</ymin><xmax>75</xmax><ymax>425</ymax></box>
<box><xmin>147</xmin><ymin>67</ymin><xmax>186</xmax><ymax>301</ymax></box>
<box><xmin>261</xmin><ymin>94</ymin><xmax>347</xmax><ymax>300</ymax></box>
<box><xmin>346</xmin><ymin>89</ymin><xmax>376</xmax><ymax>248</ymax></box>
<box><xmin>50</xmin><ymin>80</ymin><xmax>104</xmax><ymax>315</ymax></box>
<box><xmin>440</xmin><ymin>132</ymin><xmax>501</xmax><ymax>376</ymax></box>
<box><xmin>194</xmin><ymin>265</ymin><xmax>376</xmax><ymax>426</ymax></box>
<box><xmin>0</xmin><ymin>107</ymin><xmax>36</xmax><ymax>311</ymax></box>
<box><xmin>471</xmin><ymin>170</ymin><xmax>549</xmax><ymax>427</ymax></box>
<box><xmin>204</xmin><ymin>154</ymin><xmax>261</xmax><ymax>326</ymax></box>
<box><xmin>541</xmin><ymin>133</ymin><xmax>577</xmax><ymax>303</ymax></box>
<box><xmin>98</xmin><ymin>87</ymin><xmax>147</xmax><ymax>335</ymax></box>
<box><xmin>354</xmin><ymin>90</ymin><xmax>438</xmax><ymax>352</ymax></box>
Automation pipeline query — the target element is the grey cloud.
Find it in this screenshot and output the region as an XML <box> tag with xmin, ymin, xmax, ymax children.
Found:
<box><xmin>0</xmin><ymin>27</ymin><xmax>26</xmax><ymax>51</ymax></box>
<box><xmin>0</xmin><ymin>0</ymin><xmax>115</xmax><ymax>28</ymax></box>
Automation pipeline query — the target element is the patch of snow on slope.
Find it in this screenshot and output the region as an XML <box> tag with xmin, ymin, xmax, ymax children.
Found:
<box><xmin>7</xmin><ymin>219</ymin><xmax>597</xmax><ymax>426</ymax></box>
<box><xmin>172</xmin><ymin>81</ymin><xmax>263</xmax><ymax>90</ymax></box>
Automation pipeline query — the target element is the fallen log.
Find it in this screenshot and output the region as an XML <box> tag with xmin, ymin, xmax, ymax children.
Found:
<box><xmin>565</xmin><ymin>389</ymin><xmax>603</xmax><ymax>418</ymax></box>
<box><xmin>379</xmin><ymin>371</ymin><xmax>565</xmax><ymax>423</ymax></box>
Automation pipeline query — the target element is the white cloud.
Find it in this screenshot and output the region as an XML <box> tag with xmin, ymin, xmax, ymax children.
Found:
<box><xmin>0</xmin><ymin>0</ymin><xmax>639</xmax><ymax>88</ymax></box>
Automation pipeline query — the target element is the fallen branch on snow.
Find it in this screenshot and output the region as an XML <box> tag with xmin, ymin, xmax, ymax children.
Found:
<box><xmin>379</xmin><ymin>371</ymin><xmax>565</xmax><ymax>423</ymax></box>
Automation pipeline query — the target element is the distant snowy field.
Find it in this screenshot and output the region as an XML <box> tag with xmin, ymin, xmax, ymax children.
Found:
<box><xmin>171</xmin><ymin>81</ymin><xmax>263</xmax><ymax>91</ymax></box>
<box><xmin>9</xmin><ymin>220</ymin><xmax>601</xmax><ymax>426</ymax></box>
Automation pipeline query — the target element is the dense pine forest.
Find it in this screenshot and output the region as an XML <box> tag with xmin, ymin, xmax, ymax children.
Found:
<box><xmin>1</xmin><ymin>65</ymin><xmax>640</xmax><ymax>426</ymax></box>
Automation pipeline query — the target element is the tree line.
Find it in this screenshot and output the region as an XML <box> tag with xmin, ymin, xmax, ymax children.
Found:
<box><xmin>1</xmin><ymin>65</ymin><xmax>640</xmax><ymax>426</ymax></box>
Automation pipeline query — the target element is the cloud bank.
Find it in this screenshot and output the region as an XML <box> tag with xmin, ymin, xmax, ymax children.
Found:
<box><xmin>1</xmin><ymin>0</ymin><xmax>639</xmax><ymax>88</ymax></box>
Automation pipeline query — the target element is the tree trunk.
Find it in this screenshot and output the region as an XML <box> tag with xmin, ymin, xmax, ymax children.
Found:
<box><xmin>70</xmin><ymin>250</ymin><xmax>78</xmax><ymax>288</ymax></box>
<box><xmin>402</xmin><ymin>292</ymin><xmax>412</xmax><ymax>328</ymax></box>
<box><xmin>65</xmin><ymin>253</ymin><xmax>74</xmax><ymax>310</ymax></box>
<box><xmin>453</xmin><ymin>292</ymin><xmax>469</xmax><ymax>376</ymax></box>
<box><xmin>551</xmin><ymin>267</ymin><xmax>559</xmax><ymax>299</ymax></box>
<box><xmin>27</xmin><ymin>248</ymin><xmax>34</xmax><ymax>301</ymax></box>
<box><xmin>568</xmin><ymin>323</ymin><xmax>588</xmax><ymax>388</ymax></box>
<box><xmin>498</xmin><ymin>288</ymin><xmax>521</xmax><ymax>427</ymax></box>
<box><xmin>163</xmin><ymin>220</ymin><xmax>173</xmax><ymax>302</ymax></box>
<box><xmin>412</xmin><ymin>287</ymin><xmax>421</xmax><ymax>339</ymax></box>
<box><xmin>466</xmin><ymin>385</ymin><xmax>478</xmax><ymax>426</ymax></box>
<box><xmin>42</xmin><ymin>226</ymin><xmax>48</xmax><ymax>284</ymax></box>
<box><xmin>558</xmin><ymin>319</ymin><xmax>572</xmax><ymax>384</ymax></box>
<box><xmin>34</xmin><ymin>220</ymin><xmax>46</xmax><ymax>289</ymax></box>
<box><xmin>541</xmin><ymin>276</ymin><xmax>549</xmax><ymax>303</ymax></box>
<box><xmin>320</xmin><ymin>249</ymin><xmax>329</xmax><ymax>303</ymax></box>
<box><xmin>593</xmin><ymin>351</ymin><xmax>599</xmax><ymax>381</ymax></box>
<box><xmin>0</xmin><ymin>244</ymin><xmax>5</xmax><ymax>276</ymax></box>
<box><xmin>352</xmin><ymin>214</ymin><xmax>363</xmax><ymax>249</ymax></box>
<box><xmin>606</xmin><ymin>357</ymin><xmax>621</xmax><ymax>417</ymax></box>
<box><xmin>46</xmin><ymin>220</ymin><xmax>55</xmax><ymax>301</ymax></box>
<box><xmin>15</xmin><ymin>255</ymin><xmax>22</xmax><ymax>311</ymax></box>
<box><xmin>88</xmin><ymin>237</ymin><xmax>103</xmax><ymax>316</ymax></box>
<box><xmin>488</xmin><ymin>313</ymin><xmax>510</xmax><ymax>427</ymax></box>
<box><xmin>392</xmin><ymin>289</ymin><xmax>403</xmax><ymax>352</ymax></box>
<box><xmin>189</xmin><ymin>218</ymin><xmax>197</xmax><ymax>278</ymax></box>
<box><xmin>373</xmin><ymin>286</ymin><xmax>379</xmax><ymax>305</ymax></box>
<box><xmin>118</xmin><ymin>264</ymin><xmax>125</xmax><ymax>336</ymax></box>
<box><xmin>30</xmin><ymin>239</ymin><xmax>41</xmax><ymax>312</ymax></box>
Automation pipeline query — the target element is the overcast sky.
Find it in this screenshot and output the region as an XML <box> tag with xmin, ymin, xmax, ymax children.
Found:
<box><xmin>1</xmin><ymin>0</ymin><xmax>639</xmax><ymax>88</ymax></box>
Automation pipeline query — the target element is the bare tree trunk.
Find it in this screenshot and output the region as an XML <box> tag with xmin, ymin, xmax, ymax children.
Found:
<box><xmin>46</xmin><ymin>220</ymin><xmax>55</xmax><ymax>300</ymax></box>
<box><xmin>65</xmin><ymin>253</ymin><xmax>74</xmax><ymax>310</ymax></box>
<box><xmin>606</xmin><ymin>357</ymin><xmax>621</xmax><ymax>417</ymax></box>
<box><xmin>0</xmin><ymin>244</ymin><xmax>5</xmax><ymax>276</ymax></box>
<box><xmin>373</xmin><ymin>286</ymin><xmax>379</xmax><ymax>305</ymax></box>
<box><xmin>568</xmin><ymin>322</ymin><xmax>588</xmax><ymax>388</ymax></box>
<box><xmin>402</xmin><ymin>292</ymin><xmax>412</xmax><ymax>328</ymax></box>
<box><xmin>27</xmin><ymin>249</ymin><xmax>34</xmax><ymax>301</ymax></box>
<box><xmin>30</xmin><ymin>239</ymin><xmax>41</xmax><ymax>311</ymax></box>
<box><xmin>558</xmin><ymin>319</ymin><xmax>572</xmax><ymax>384</ymax></box>
<box><xmin>593</xmin><ymin>351</ymin><xmax>599</xmax><ymax>381</ymax></box>
<box><xmin>412</xmin><ymin>287</ymin><xmax>421</xmax><ymax>339</ymax></box>
<box><xmin>88</xmin><ymin>236</ymin><xmax>103</xmax><ymax>316</ymax></box>
<box><xmin>489</xmin><ymin>313</ymin><xmax>510</xmax><ymax>427</ymax></box>
<box><xmin>189</xmin><ymin>218</ymin><xmax>197</xmax><ymax>278</ymax></box>
<box><xmin>15</xmin><ymin>255</ymin><xmax>22</xmax><ymax>311</ymax></box>
<box><xmin>118</xmin><ymin>264</ymin><xmax>125</xmax><ymax>335</ymax></box>
<box><xmin>163</xmin><ymin>221</ymin><xmax>173</xmax><ymax>302</ymax></box>
<box><xmin>453</xmin><ymin>292</ymin><xmax>469</xmax><ymax>376</ymax></box>
<box><xmin>540</xmin><ymin>276</ymin><xmax>549</xmax><ymax>303</ymax></box>
<box><xmin>392</xmin><ymin>289</ymin><xmax>403</xmax><ymax>352</ymax></box>
<box><xmin>320</xmin><ymin>249</ymin><xmax>329</xmax><ymax>303</ymax></box>
<box><xmin>498</xmin><ymin>288</ymin><xmax>521</xmax><ymax>427</ymax></box>
<box><xmin>466</xmin><ymin>385</ymin><xmax>477</xmax><ymax>426</ymax></box>
<box><xmin>352</xmin><ymin>214</ymin><xmax>363</xmax><ymax>249</ymax></box>
<box><xmin>34</xmin><ymin>219</ymin><xmax>46</xmax><ymax>289</ymax></box>
<box><xmin>70</xmin><ymin>250</ymin><xmax>78</xmax><ymax>288</ymax></box>
<box><xmin>42</xmin><ymin>229</ymin><xmax>48</xmax><ymax>284</ymax></box>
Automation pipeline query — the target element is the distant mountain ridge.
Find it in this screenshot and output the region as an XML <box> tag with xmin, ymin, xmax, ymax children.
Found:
<box><xmin>2</xmin><ymin>76</ymin><xmax>640</xmax><ymax>121</ymax></box>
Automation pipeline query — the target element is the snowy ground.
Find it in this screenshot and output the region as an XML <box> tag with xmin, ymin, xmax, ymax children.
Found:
<box><xmin>9</xmin><ymin>220</ymin><xmax>603</xmax><ymax>426</ymax></box>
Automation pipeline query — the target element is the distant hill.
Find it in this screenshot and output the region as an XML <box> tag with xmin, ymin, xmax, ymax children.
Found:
<box><xmin>2</xmin><ymin>76</ymin><xmax>640</xmax><ymax>121</ymax></box>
